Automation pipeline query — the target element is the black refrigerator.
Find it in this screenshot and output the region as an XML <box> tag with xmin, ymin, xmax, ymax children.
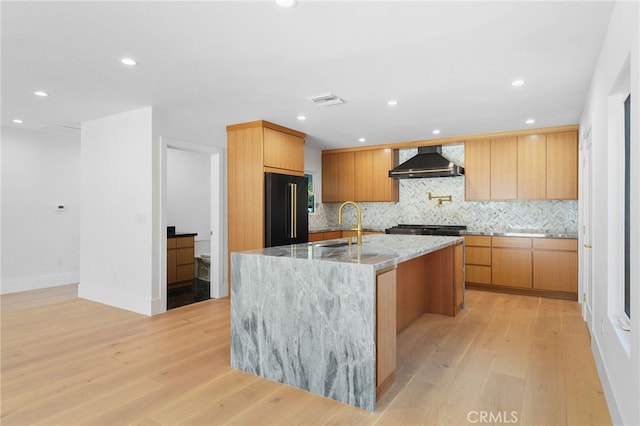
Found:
<box><xmin>265</xmin><ymin>172</ymin><xmax>309</xmax><ymax>247</ymax></box>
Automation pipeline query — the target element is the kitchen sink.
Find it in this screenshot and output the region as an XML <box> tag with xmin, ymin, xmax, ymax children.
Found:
<box><xmin>315</xmin><ymin>241</ymin><xmax>351</xmax><ymax>248</ymax></box>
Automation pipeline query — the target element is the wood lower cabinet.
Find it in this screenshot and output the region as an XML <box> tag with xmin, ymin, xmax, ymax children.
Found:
<box><xmin>308</xmin><ymin>231</ymin><xmax>342</xmax><ymax>242</ymax></box>
<box><xmin>167</xmin><ymin>236</ymin><xmax>194</xmax><ymax>286</ymax></box>
<box><xmin>532</xmin><ymin>238</ymin><xmax>578</xmax><ymax>293</ymax></box>
<box><xmin>465</xmin><ymin>235</ymin><xmax>578</xmax><ymax>299</ymax></box>
<box><xmin>464</xmin><ymin>235</ymin><xmax>492</xmax><ymax>284</ymax></box>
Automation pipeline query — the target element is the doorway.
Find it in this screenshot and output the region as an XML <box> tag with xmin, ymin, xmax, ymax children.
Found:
<box><xmin>161</xmin><ymin>136</ymin><xmax>225</xmax><ymax>311</ymax></box>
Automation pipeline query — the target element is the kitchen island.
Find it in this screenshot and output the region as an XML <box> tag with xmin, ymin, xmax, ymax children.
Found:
<box><xmin>230</xmin><ymin>234</ymin><xmax>463</xmax><ymax>411</ymax></box>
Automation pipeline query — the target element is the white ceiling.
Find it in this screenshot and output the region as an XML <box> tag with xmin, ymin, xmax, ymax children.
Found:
<box><xmin>1</xmin><ymin>1</ymin><xmax>614</xmax><ymax>150</ymax></box>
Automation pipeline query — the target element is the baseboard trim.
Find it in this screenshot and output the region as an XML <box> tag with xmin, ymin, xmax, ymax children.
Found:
<box><xmin>1</xmin><ymin>271</ymin><xmax>80</xmax><ymax>295</ymax></box>
<box><xmin>591</xmin><ymin>337</ymin><xmax>623</xmax><ymax>425</ymax></box>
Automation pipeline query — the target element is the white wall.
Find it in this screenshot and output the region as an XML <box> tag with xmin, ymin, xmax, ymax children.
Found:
<box><xmin>579</xmin><ymin>2</ymin><xmax>640</xmax><ymax>425</ymax></box>
<box><xmin>1</xmin><ymin>127</ymin><xmax>81</xmax><ymax>294</ymax></box>
<box><xmin>167</xmin><ymin>148</ymin><xmax>210</xmax><ymax>255</ymax></box>
<box><xmin>79</xmin><ymin>107</ymin><xmax>162</xmax><ymax>315</ymax></box>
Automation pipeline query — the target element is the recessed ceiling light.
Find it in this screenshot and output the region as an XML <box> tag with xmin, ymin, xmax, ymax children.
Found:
<box><xmin>432</xmin><ymin>129</ymin><xmax>441</xmax><ymax>135</ymax></box>
<box><xmin>511</xmin><ymin>79</ymin><xmax>525</xmax><ymax>87</ymax></box>
<box><xmin>120</xmin><ymin>57</ymin><xmax>138</xmax><ymax>66</ymax></box>
<box><xmin>526</xmin><ymin>119</ymin><xmax>535</xmax><ymax>124</ymax></box>
<box><xmin>387</xmin><ymin>100</ymin><xmax>398</xmax><ymax>106</ymax></box>
<box><xmin>34</xmin><ymin>91</ymin><xmax>48</xmax><ymax>97</ymax></box>
<box><xmin>297</xmin><ymin>115</ymin><xmax>306</xmax><ymax>121</ymax></box>
<box><xmin>12</xmin><ymin>118</ymin><xmax>23</xmax><ymax>124</ymax></box>
<box><xmin>276</xmin><ymin>0</ymin><xmax>296</xmax><ymax>7</ymax></box>
<box><xmin>358</xmin><ymin>137</ymin><xmax>366</xmax><ymax>143</ymax></box>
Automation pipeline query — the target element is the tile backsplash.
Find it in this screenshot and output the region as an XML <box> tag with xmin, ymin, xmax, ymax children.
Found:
<box><xmin>309</xmin><ymin>144</ymin><xmax>578</xmax><ymax>233</ymax></box>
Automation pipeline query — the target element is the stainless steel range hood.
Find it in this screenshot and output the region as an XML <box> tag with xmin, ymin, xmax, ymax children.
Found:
<box><xmin>388</xmin><ymin>146</ymin><xmax>464</xmax><ymax>179</ymax></box>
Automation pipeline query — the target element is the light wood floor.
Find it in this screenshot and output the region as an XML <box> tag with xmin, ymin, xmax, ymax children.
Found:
<box><xmin>1</xmin><ymin>285</ymin><xmax>611</xmax><ymax>426</ymax></box>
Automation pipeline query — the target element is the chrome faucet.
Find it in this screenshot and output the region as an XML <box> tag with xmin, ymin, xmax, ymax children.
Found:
<box><xmin>338</xmin><ymin>201</ymin><xmax>363</xmax><ymax>245</ymax></box>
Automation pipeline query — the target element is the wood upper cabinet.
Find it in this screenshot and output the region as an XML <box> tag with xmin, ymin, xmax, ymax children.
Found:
<box><xmin>490</xmin><ymin>137</ymin><xmax>518</xmax><ymax>200</ymax></box>
<box><xmin>322</xmin><ymin>148</ymin><xmax>398</xmax><ymax>202</ymax></box>
<box><xmin>322</xmin><ymin>152</ymin><xmax>355</xmax><ymax>202</ymax></box>
<box><xmin>517</xmin><ymin>134</ymin><xmax>547</xmax><ymax>200</ymax></box>
<box><xmin>464</xmin><ymin>139</ymin><xmax>491</xmax><ymax>200</ymax></box>
<box><xmin>465</xmin><ymin>130</ymin><xmax>578</xmax><ymax>201</ymax></box>
<box><xmin>546</xmin><ymin>131</ymin><xmax>578</xmax><ymax>199</ymax></box>
<box><xmin>354</xmin><ymin>149</ymin><xmax>399</xmax><ymax>202</ymax></box>
<box><xmin>263</xmin><ymin>127</ymin><xmax>305</xmax><ymax>173</ymax></box>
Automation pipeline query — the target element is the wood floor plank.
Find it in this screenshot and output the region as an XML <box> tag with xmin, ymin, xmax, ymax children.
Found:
<box><xmin>0</xmin><ymin>286</ymin><xmax>611</xmax><ymax>425</ymax></box>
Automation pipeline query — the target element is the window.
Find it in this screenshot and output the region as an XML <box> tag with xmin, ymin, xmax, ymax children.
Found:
<box><xmin>623</xmin><ymin>94</ymin><xmax>631</xmax><ymax>320</ymax></box>
<box><xmin>305</xmin><ymin>173</ymin><xmax>315</xmax><ymax>214</ymax></box>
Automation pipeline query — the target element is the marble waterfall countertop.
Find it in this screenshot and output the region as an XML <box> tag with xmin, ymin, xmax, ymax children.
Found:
<box><xmin>238</xmin><ymin>233</ymin><xmax>463</xmax><ymax>271</ymax></box>
<box><xmin>230</xmin><ymin>234</ymin><xmax>462</xmax><ymax>411</ymax></box>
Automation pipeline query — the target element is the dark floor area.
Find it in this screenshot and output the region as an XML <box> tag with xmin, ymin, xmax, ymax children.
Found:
<box><xmin>167</xmin><ymin>278</ymin><xmax>211</xmax><ymax>309</ymax></box>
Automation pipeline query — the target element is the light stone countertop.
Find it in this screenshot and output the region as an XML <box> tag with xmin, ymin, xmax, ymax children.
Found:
<box><xmin>238</xmin><ymin>233</ymin><xmax>463</xmax><ymax>271</ymax></box>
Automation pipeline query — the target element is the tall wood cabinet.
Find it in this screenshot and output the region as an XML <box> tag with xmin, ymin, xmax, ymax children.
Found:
<box><xmin>465</xmin><ymin>130</ymin><xmax>578</xmax><ymax>201</ymax></box>
<box><xmin>322</xmin><ymin>148</ymin><xmax>399</xmax><ymax>202</ymax></box>
<box><xmin>227</xmin><ymin>120</ymin><xmax>305</xmax><ymax>291</ymax></box>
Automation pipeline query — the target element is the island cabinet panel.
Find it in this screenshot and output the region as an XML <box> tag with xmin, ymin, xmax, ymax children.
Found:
<box><xmin>263</xmin><ymin>127</ymin><xmax>305</xmax><ymax>173</ymax></box>
<box><xmin>546</xmin><ymin>131</ymin><xmax>578</xmax><ymax>199</ymax></box>
<box><xmin>517</xmin><ymin>134</ymin><xmax>547</xmax><ymax>200</ymax></box>
<box><xmin>376</xmin><ymin>267</ymin><xmax>397</xmax><ymax>395</ymax></box>
<box><xmin>322</xmin><ymin>152</ymin><xmax>355</xmax><ymax>202</ymax></box>
<box><xmin>454</xmin><ymin>242</ymin><xmax>464</xmax><ymax>314</ymax></box>
<box><xmin>532</xmin><ymin>238</ymin><xmax>578</xmax><ymax>293</ymax></box>
<box><xmin>465</xmin><ymin>139</ymin><xmax>491</xmax><ymax>200</ymax></box>
<box><xmin>424</xmin><ymin>245</ymin><xmax>456</xmax><ymax>316</ymax></box>
<box><xmin>490</xmin><ymin>137</ymin><xmax>518</xmax><ymax>200</ymax></box>
<box><xmin>396</xmin><ymin>256</ymin><xmax>427</xmax><ymax>332</ymax></box>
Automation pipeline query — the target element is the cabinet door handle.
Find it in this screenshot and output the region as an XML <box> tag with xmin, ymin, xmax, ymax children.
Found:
<box><xmin>584</xmin><ymin>243</ymin><xmax>592</xmax><ymax>248</ymax></box>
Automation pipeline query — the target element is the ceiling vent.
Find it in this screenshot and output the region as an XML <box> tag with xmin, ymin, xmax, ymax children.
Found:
<box><xmin>36</xmin><ymin>123</ymin><xmax>81</xmax><ymax>138</ymax></box>
<box><xmin>306</xmin><ymin>93</ymin><xmax>345</xmax><ymax>106</ymax></box>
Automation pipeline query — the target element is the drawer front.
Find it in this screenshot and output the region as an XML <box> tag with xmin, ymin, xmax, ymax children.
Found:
<box><xmin>466</xmin><ymin>265</ymin><xmax>492</xmax><ymax>284</ymax></box>
<box><xmin>465</xmin><ymin>246</ymin><xmax>491</xmax><ymax>265</ymax></box>
<box><xmin>176</xmin><ymin>236</ymin><xmax>194</xmax><ymax>248</ymax></box>
<box><xmin>167</xmin><ymin>238</ymin><xmax>177</xmax><ymax>249</ymax></box>
<box><xmin>464</xmin><ymin>235</ymin><xmax>491</xmax><ymax>247</ymax></box>
<box><xmin>532</xmin><ymin>238</ymin><xmax>578</xmax><ymax>251</ymax></box>
<box><xmin>492</xmin><ymin>236</ymin><xmax>532</xmax><ymax>249</ymax></box>
<box><xmin>308</xmin><ymin>232</ymin><xmax>325</xmax><ymax>242</ymax></box>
